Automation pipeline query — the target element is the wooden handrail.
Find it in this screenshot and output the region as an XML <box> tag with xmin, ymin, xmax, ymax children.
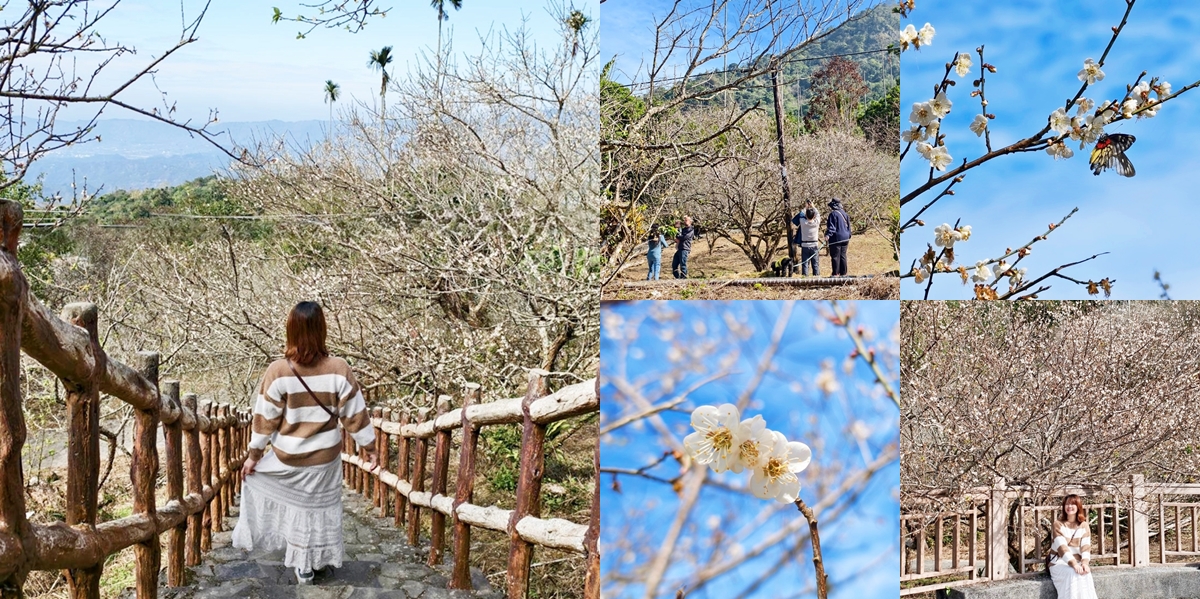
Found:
<box><xmin>0</xmin><ymin>200</ymin><xmax>253</xmax><ymax>598</ymax></box>
<box><xmin>342</xmin><ymin>370</ymin><xmax>600</xmax><ymax>599</ymax></box>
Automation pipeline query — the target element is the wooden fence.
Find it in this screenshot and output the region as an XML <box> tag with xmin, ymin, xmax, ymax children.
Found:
<box><xmin>344</xmin><ymin>372</ymin><xmax>600</xmax><ymax>599</ymax></box>
<box><xmin>0</xmin><ymin>199</ymin><xmax>251</xmax><ymax>599</ymax></box>
<box><xmin>901</xmin><ymin>475</ymin><xmax>1200</xmax><ymax>596</ymax></box>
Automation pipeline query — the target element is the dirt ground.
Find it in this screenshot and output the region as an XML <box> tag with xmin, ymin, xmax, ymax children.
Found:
<box><xmin>605</xmin><ymin>231</ymin><xmax>899</xmax><ymax>300</ymax></box>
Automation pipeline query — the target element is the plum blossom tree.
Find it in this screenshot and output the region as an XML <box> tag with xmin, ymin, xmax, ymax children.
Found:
<box><xmin>899</xmin><ymin>0</ymin><xmax>1197</xmax><ymax>299</ymax></box>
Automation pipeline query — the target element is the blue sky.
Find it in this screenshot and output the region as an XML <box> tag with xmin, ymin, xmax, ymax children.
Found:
<box><xmin>900</xmin><ymin>0</ymin><xmax>1200</xmax><ymax>299</ymax></box>
<box><xmin>600</xmin><ymin>301</ymin><xmax>899</xmax><ymax>599</ymax></box>
<box><xmin>59</xmin><ymin>0</ymin><xmax>588</xmax><ymax>123</ymax></box>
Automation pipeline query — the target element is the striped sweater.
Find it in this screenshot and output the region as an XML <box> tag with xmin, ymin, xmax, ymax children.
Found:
<box><xmin>247</xmin><ymin>356</ymin><xmax>376</xmax><ymax>467</ymax></box>
<box><xmin>1050</xmin><ymin>518</ymin><xmax>1091</xmax><ymax>567</ymax></box>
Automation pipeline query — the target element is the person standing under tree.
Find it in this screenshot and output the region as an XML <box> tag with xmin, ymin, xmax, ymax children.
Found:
<box><xmin>672</xmin><ymin>216</ymin><xmax>696</xmax><ymax>279</ymax></box>
<box><xmin>791</xmin><ymin>202</ymin><xmax>821</xmax><ymax>276</ymax></box>
<box><xmin>825</xmin><ymin>198</ymin><xmax>852</xmax><ymax>276</ymax></box>
<box><xmin>234</xmin><ymin>301</ymin><xmax>380</xmax><ymax>585</ymax></box>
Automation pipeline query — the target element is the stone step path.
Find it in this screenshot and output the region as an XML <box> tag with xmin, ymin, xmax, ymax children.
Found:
<box><xmin>125</xmin><ymin>490</ymin><xmax>502</xmax><ymax>599</ymax></box>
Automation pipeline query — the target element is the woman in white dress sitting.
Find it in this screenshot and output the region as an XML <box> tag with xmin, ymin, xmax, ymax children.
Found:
<box><xmin>1047</xmin><ymin>494</ymin><xmax>1098</xmax><ymax>599</ymax></box>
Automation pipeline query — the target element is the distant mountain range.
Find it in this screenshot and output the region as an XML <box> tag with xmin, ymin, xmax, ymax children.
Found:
<box><xmin>28</xmin><ymin>119</ymin><xmax>328</xmax><ymax>197</ymax></box>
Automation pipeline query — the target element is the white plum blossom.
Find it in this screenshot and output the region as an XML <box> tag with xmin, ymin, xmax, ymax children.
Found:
<box><xmin>1076</xmin><ymin>98</ymin><xmax>1094</xmax><ymax>116</ymax></box>
<box><xmin>902</xmin><ymin>126</ymin><xmax>927</xmax><ymax>143</ymax></box>
<box><xmin>916</xmin><ymin>142</ymin><xmax>934</xmax><ymax>159</ymax></box>
<box><xmin>913</xmin><ymin>266</ymin><xmax>929</xmax><ymax>283</ymax></box>
<box><xmin>954</xmin><ymin>52</ymin><xmax>973</xmax><ymax>77</ymax></box>
<box><xmin>958</xmin><ymin>225</ymin><xmax>972</xmax><ymax>241</ymax></box>
<box><xmin>730</xmin><ymin>415</ymin><xmax>775</xmax><ymax>474</ymax></box>
<box><xmin>1154</xmin><ymin>80</ymin><xmax>1172</xmax><ymax>98</ymax></box>
<box><xmin>1121</xmin><ymin>98</ymin><xmax>1139</xmax><ymax>119</ymax></box>
<box><xmin>909</xmin><ymin>102</ymin><xmax>936</xmax><ymax>126</ymax></box>
<box><xmin>1049</xmin><ymin>108</ymin><xmax>1071</xmax><ymax>135</ymax></box>
<box><xmin>1131</xmin><ymin>81</ymin><xmax>1151</xmax><ymax>101</ymax></box>
<box><xmin>929</xmin><ymin>92</ymin><xmax>952</xmax><ymax>118</ymax></box>
<box><xmin>971</xmin><ymin>261</ymin><xmax>993</xmax><ymax>283</ymax></box>
<box><xmin>928</xmin><ymin>145</ymin><xmax>952</xmax><ymax>171</ymax></box>
<box><xmin>918</xmin><ymin>23</ymin><xmax>936</xmax><ymax>47</ymax></box>
<box><xmin>1009</xmin><ymin>267</ymin><xmax>1028</xmax><ymax>287</ymax></box>
<box><xmin>969</xmin><ymin>114</ymin><xmax>988</xmax><ymax>137</ymax></box>
<box><xmin>1078</xmin><ymin>58</ymin><xmax>1105</xmax><ymax>85</ymax></box>
<box><xmin>684</xmin><ymin>405</ymin><xmax>816</xmax><ymax>503</ymax></box>
<box><xmin>934</xmin><ymin>223</ymin><xmax>963</xmax><ymax>248</ymax></box>
<box><xmin>1046</xmin><ymin>140</ymin><xmax>1074</xmax><ymax>160</ymax></box>
<box><xmin>749</xmin><ymin>432</ymin><xmax>812</xmax><ymax>503</ymax></box>
<box><xmin>683</xmin><ymin>404</ymin><xmax>742</xmax><ymax>472</ymax></box>
<box><xmin>900</xmin><ymin>24</ymin><xmax>917</xmax><ymax>51</ymax></box>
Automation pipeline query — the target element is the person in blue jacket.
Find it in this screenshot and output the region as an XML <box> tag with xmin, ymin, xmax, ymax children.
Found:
<box><xmin>646</xmin><ymin>224</ymin><xmax>666</xmax><ymax>280</ymax></box>
<box><xmin>825</xmin><ymin>198</ymin><xmax>852</xmax><ymax>276</ymax></box>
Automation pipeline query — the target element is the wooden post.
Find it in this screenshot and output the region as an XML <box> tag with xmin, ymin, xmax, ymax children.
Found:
<box><xmin>583</xmin><ymin>377</ymin><xmax>601</xmax><ymax>599</ymax></box>
<box><xmin>131</xmin><ymin>352</ymin><xmax>162</xmax><ymax>599</ymax></box>
<box><xmin>507</xmin><ymin>369</ymin><xmax>549</xmax><ymax>599</ymax></box>
<box><xmin>219</xmin><ymin>404</ymin><xmax>233</xmax><ymax>529</ymax></box>
<box><xmin>161</xmin><ymin>381</ymin><xmax>185</xmax><ymax>586</ymax></box>
<box><xmin>408</xmin><ymin>407</ymin><xmax>431</xmax><ymax>547</ymax></box>
<box><xmin>1132</xmin><ymin>474</ymin><xmax>1149</xmax><ymax>566</ymax></box>
<box><xmin>988</xmin><ymin>477</ymin><xmax>1008</xmax><ymax>581</ymax></box>
<box><xmin>379</xmin><ymin>408</ymin><xmax>392</xmax><ymax>518</ymax></box>
<box><xmin>184</xmin><ymin>393</ymin><xmax>203</xmax><ymax>566</ymax></box>
<box><xmin>212</xmin><ymin>404</ymin><xmax>225</xmax><ymax>534</ymax></box>
<box><xmin>450</xmin><ymin>384</ymin><xmax>481</xmax><ymax>589</ymax></box>
<box><xmin>62</xmin><ymin>303</ymin><xmax>104</xmax><ymax>599</ymax></box>
<box><xmin>395</xmin><ymin>411</ymin><xmax>410</xmax><ymax>529</ymax></box>
<box><xmin>0</xmin><ymin>201</ymin><xmax>32</xmax><ymax>596</ymax></box>
<box><xmin>428</xmin><ymin>395</ymin><xmax>452</xmax><ymax>566</ymax></box>
<box><xmin>200</xmin><ymin>401</ymin><xmax>213</xmax><ymax>552</ymax></box>
<box><xmin>374</xmin><ymin>406</ymin><xmax>384</xmax><ymax>510</ymax></box>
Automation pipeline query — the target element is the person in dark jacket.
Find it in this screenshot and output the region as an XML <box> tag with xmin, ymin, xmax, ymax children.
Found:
<box><xmin>825</xmin><ymin>198</ymin><xmax>851</xmax><ymax>276</ymax></box>
<box><xmin>672</xmin><ymin>216</ymin><xmax>696</xmax><ymax>279</ymax></box>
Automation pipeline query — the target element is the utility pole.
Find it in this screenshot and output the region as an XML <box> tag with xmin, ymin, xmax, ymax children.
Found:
<box><xmin>770</xmin><ymin>62</ymin><xmax>798</xmax><ymax>276</ymax></box>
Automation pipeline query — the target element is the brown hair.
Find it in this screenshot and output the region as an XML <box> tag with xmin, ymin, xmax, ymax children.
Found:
<box><xmin>1060</xmin><ymin>494</ymin><xmax>1086</xmax><ymax>525</ymax></box>
<box><xmin>285</xmin><ymin>301</ymin><xmax>329</xmax><ymax>366</ymax></box>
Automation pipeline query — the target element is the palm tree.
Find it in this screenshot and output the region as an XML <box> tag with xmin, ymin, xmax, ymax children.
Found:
<box><xmin>323</xmin><ymin>80</ymin><xmax>340</xmax><ymax>127</ymax></box>
<box><xmin>368</xmin><ymin>46</ymin><xmax>394</xmax><ymax>115</ymax></box>
<box><xmin>430</xmin><ymin>0</ymin><xmax>462</xmax><ymax>86</ymax></box>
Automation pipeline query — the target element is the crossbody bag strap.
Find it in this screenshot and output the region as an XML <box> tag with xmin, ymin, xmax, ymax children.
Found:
<box><xmin>287</xmin><ymin>360</ymin><xmax>339</xmax><ymax>422</ymax></box>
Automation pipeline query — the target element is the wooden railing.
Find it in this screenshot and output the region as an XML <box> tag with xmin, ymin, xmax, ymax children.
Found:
<box><xmin>901</xmin><ymin>475</ymin><xmax>1200</xmax><ymax>596</ymax></box>
<box><xmin>343</xmin><ymin>371</ymin><xmax>600</xmax><ymax>599</ymax></box>
<box><xmin>0</xmin><ymin>200</ymin><xmax>251</xmax><ymax>599</ymax></box>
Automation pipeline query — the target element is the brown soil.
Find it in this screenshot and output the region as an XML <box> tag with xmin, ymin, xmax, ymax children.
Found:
<box><xmin>603</xmin><ymin>276</ymin><xmax>899</xmax><ymax>300</ymax></box>
<box><xmin>606</xmin><ymin>231</ymin><xmax>898</xmax><ymax>300</ymax></box>
<box><xmin>615</xmin><ymin>231</ymin><xmax>897</xmax><ymax>282</ymax></box>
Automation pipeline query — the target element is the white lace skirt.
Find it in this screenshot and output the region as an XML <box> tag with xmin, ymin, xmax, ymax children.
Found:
<box><xmin>231</xmin><ymin>450</ymin><xmax>344</xmax><ymax>571</ymax></box>
<box><xmin>1049</xmin><ymin>562</ymin><xmax>1098</xmax><ymax>599</ymax></box>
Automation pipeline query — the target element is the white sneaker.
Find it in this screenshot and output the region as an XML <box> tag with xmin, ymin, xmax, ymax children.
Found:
<box><xmin>295</xmin><ymin>568</ymin><xmax>315</xmax><ymax>585</ymax></box>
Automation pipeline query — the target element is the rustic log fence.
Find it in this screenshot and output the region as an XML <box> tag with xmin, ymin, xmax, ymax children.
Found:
<box><xmin>0</xmin><ymin>200</ymin><xmax>250</xmax><ymax>598</ymax></box>
<box><xmin>344</xmin><ymin>371</ymin><xmax>601</xmax><ymax>599</ymax></box>
<box><xmin>901</xmin><ymin>475</ymin><xmax>1200</xmax><ymax>596</ymax></box>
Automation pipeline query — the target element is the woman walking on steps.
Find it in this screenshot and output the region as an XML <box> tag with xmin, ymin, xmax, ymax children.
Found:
<box><xmin>1047</xmin><ymin>494</ymin><xmax>1098</xmax><ymax>599</ymax></box>
<box><xmin>233</xmin><ymin>301</ymin><xmax>380</xmax><ymax>585</ymax></box>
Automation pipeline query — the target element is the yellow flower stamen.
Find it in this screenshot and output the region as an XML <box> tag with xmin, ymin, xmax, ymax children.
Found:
<box><xmin>739</xmin><ymin>440</ymin><xmax>759</xmax><ymax>464</ymax></box>
<box><xmin>707</xmin><ymin>428</ymin><xmax>733</xmax><ymax>452</ymax></box>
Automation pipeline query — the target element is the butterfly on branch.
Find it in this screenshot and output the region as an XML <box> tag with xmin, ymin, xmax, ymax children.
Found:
<box><xmin>1089</xmin><ymin>133</ymin><xmax>1136</xmax><ymax>177</ymax></box>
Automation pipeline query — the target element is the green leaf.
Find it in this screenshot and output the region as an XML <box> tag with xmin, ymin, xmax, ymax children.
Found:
<box><xmin>272</xmin><ymin>7</ymin><xmax>282</xmax><ymax>23</ymax></box>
